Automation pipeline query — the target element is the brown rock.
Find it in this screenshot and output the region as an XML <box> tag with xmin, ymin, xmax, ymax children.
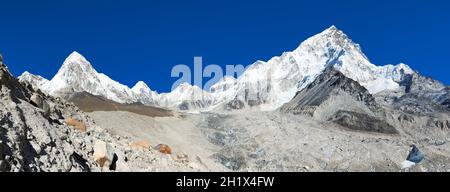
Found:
<box><xmin>154</xmin><ymin>144</ymin><xmax>172</xmax><ymax>155</ymax></box>
<box><xmin>65</xmin><ymin>118</ymin><xmax>87</xmax><ymax>132</ymax></box>
<box><xmin>131</xmin><ymin>140</ymin><xmax>151</xmax><ymax>150</ymax></box>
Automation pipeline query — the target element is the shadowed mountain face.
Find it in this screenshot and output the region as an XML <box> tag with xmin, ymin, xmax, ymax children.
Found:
<box><xmin>281</xmin><ymin>68</ymin><xmax>377</xmax><ymax>113</ymax></box>
<box><xmin>67</xmin><ymin>92</ymin><xmax>172</xmax><ymax>117</ymax></box>
<box><xmin>281</xmin><ymin>67</ymin><xmax>397</xmax><ymax>134</ymax></box>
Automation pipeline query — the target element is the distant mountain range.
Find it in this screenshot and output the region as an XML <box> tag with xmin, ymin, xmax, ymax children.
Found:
<box><xmin>19</xmin><ymin>26</ymin><xmax>449</xmax><ymax>113</ymax></box>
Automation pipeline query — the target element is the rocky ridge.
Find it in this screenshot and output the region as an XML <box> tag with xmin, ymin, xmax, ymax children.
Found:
<box><xmin>0</xmin><ymin>56</ymin><xmax>210</xmax><ymax>172</ymax></box>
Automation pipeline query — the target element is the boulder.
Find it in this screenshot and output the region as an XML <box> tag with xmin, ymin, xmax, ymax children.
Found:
<box><xmin>65</xmin><ymin>118</ymin><xmax>87</xmax><ymax>132</ymax></box>
<box><xmin>131</xmin><ymin>140</ymin><xmax>150</xmax><ymax>150</ymax></box>
<box><xmin>93</xmin><ymin>140</ymin><xmax>116</xmax><ymax>170</ymax></box>
<box><xmin>226</xmin><ymin>99</ymin><xmax>245</xmax><ymax>110</ymax></box>
<box><xmin>70</xmin><ymin>152</ymin><xmax>90</xmax><ymax>172</ymax></box>
<box><xmin>406</xmin><ymin>145</ymin><xmax>424</xmax><ymax>163</ymax></box>
<box><xmin>154</xmin><ymin>144</ymin><xmax>172</xmax><ymax>155</ymax></box>
<box><xmin>30</xmin><ymin>93</ymin><xmax>43</xmax><ymax>108</ymax></box>
<box><xmin>42</xmin><ymin>101</ymin><xmax>51</xmax><ymax>117</ymax></box>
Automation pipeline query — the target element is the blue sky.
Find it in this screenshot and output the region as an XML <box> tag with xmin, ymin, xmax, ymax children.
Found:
<box><xmin>0</xmin><ymin>0</ymin><xmax>449</xmax><ymax>92</ymax></box>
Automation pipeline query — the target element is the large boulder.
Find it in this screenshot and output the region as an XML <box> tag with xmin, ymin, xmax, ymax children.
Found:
<box><xmin>93</xmin><ymin>140</ymin><xmax>116</xmax><ymax>170</ymax></box>
<box><xmin>154</xmin><ymin>144</ymin><xmax>172</xmax><ymax>155</ymax></box>
<box><xmin>30</xmin><ymin>93</ymin><xmax>44</xmax><ymax>108</ymax></box>
<box><xmin>407</xmin><ymin>145</ymin><xmax>425</xmax><ymax>163</ymax></box>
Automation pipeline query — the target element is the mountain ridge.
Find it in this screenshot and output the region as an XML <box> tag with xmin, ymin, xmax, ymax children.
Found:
<box><xmin>18</xmin><ymin>26</ymin><xmax>448</xmax><ymax>112</ymax></box>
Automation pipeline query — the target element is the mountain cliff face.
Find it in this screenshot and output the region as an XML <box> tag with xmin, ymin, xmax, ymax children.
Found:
<box><xmin>1</xmin><ymin>56</ymin><xmax>95</xmax><ymax>171</ymax></box>
<box><xmin>280</xmin><ymin>67</ymin><xmax>397</xmax><ymax>134</ymax></box>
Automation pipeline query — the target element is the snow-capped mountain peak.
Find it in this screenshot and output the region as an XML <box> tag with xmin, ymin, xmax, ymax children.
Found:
<box><xmin>65</xmin><ymin>51</ymin><xmax>88</xmax><ymax>63</ymax></box>
<box><xmin>38</xmin><ymin>51</ymin><xmax>138</xmax><ymax>103</ymax></box>
<box><xmin>58</xmin><ymin>51</ymin><xmax>95</xmax><ymax>75</ymax></box>
<box><xmin>131</xmin><ymin>81</ymin><xmax>160</xmax><ymax>105</ymax></box>
<box><xmin>214</xmin><ymin>26</ymin><xmax>415</xmax><ymax>110</ymax></box>
<box><xmin>132</xmin><ymin>81</ymin><xmax>151</xmax><ymax>94</ymax></box>
<box><xmin>18</xmin><ymin>71</ymin><xmax>50</xmax><ymax>90</ymax></box>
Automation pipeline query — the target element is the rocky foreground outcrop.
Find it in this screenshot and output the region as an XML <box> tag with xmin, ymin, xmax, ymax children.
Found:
<box><xmin>0</xmin><ymin>56</ymin><xmax>202</xmax><ymax>172</ymax></box>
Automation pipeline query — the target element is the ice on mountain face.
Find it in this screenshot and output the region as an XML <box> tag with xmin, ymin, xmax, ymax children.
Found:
<box><xmin>210</xmin><ymin>76</ymin><xmax>236</xmax><ymax>93</ymax></box>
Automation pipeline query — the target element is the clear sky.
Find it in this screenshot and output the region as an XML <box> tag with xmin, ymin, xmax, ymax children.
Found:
<box><xmin>1</xmin><ymin>0</ymin><xmax>449</xmax><ymax>92</ymax></box>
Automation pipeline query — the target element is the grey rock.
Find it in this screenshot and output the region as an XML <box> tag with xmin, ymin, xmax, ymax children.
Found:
<box><xmin>30</xmin><ymin>93</ymin><xmax>44</xmax><ymax>108</ymax></box>
<box><xmin>29</xmin><ymin>141</ymin><xmax>42</xmax><ymax>155</ymax></box>
<box><xmin>406</xmin><ymin>145</ymin><xmax>425</xmax><ymax>163</ymax></box>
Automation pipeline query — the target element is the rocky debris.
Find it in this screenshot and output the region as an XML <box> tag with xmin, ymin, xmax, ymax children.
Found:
<box><xmin>406</xmin><ymin>145</ymin><xmax>424</xmax><ymax>163</ymax></box>
<box><xmin>329</xmin><ymin>110</ymin><xmax>398</xmax><ymax>134</ymax></box>
<box><xmin>65</xmin><ymin>118</ymin><xmax>87</xmax><ymax>132</ymax></box>
<box><xmin>131</xmin><ymin>140</ymin><xmax>150</xmax><ymax>150</ymax></box>
<box><xmin>392</xmin><ymin>94</ymin><xmax>448</xmax><ymax>115</ymax></box>
<box><xmin>402</xmin><ymin>73</ymin><xmax>445</xmax><ymax>95</ymax></box>
<box><xmin>429</xmin><ymin>119</ymin><xmax>450</xmax><ymax>130</ymax></box>
<box><xmin>154</xmin><ymin>144</ymin><xmax>172</xmax><ymax>155</ymax></box>
<box><xmin>213</xmin><ymin>152</ymin><xmax>246</xmax><ymax>171</ymax></box>
<box><xmin>197</xmin><ymin>111</ymin><xmax>450</xmax><ymax>172</ymax></box>
<box><xmin>176</xmin><ymin>153</ymin><xmax>189</xmax><ymax>164</ymax></box>
<box><xmin>176</xmin><ymin>99</ymin><xmax>214</xmax><ymax>111</ymax></box>
<box><xmin>442</xmin><ymin>99</ymin><xmax>450</xmax><ymax>109</ymax></box>
<box><xmin>397</xmin><ymin>114</ymin><xmax>415</xmax><ymax>123</ymax></box>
